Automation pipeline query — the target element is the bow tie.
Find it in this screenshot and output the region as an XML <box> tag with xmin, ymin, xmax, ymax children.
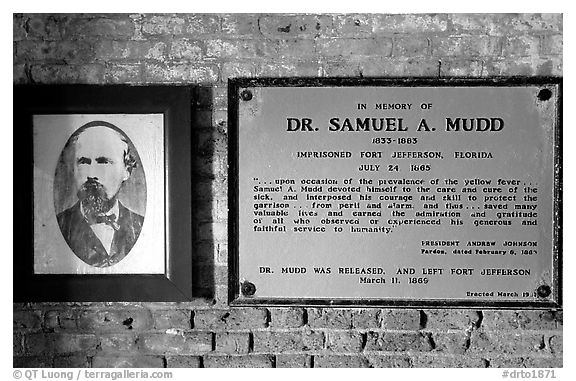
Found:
<box><xmin>90</xmin><ymin>214</ymin><xmax>119</xmax><ymax>231</ymax></box>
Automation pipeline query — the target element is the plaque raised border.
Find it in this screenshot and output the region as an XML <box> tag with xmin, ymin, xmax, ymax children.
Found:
<box><xmin>228</xmin><ymin>77</ymin><xmax>562</xmax><ymax>309</ymax></box>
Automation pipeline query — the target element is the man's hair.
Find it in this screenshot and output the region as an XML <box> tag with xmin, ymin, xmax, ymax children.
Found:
<box><xmin>66</xmin><ymin>121</ymin><xmax>138</xmax><ymax>174</ymax></box>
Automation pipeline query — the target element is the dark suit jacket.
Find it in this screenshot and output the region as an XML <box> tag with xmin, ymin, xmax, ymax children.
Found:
<box><xmin>57</xmin><ymin>201</ymin><xmax>144</xmax><ymax>267</ymax></box>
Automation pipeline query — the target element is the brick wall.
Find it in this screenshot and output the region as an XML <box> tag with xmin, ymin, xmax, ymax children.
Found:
<box><xmin>13</xmin><ymin>13</ymin><xmax>562</xmax><ymax>368</ymax></box>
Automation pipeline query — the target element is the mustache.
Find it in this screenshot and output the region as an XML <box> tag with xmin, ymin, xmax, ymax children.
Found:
<box><xmin>77</xmin><ymin>179</ymin><xmax>106</xmax><ymax>197</ymax></box>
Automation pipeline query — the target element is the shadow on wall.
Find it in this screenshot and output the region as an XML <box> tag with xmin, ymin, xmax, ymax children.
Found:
<box><xmin>191</xmin><ymin>85</ymin><xmax>227</xmax><ymax>301</ymax></box>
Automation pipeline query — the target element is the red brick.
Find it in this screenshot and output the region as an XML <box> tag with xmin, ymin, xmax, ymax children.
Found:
<box><xmin>66</xmin><ymin>16</ymin><xmax>135</xmax><ymax>38</ymax></box>
<box><xmin>215</xmin><ymin>332</ymin><xmax>250</xmax><ymax>354</ymax></box>
<box><xmin>14</xmin><ymin>333</ymin><xmax>23</xmax><ymax>356</ymax></box>
<box><xmin>523</xmin><ymin>357</ymin><xmax>562</xmax><ymax>368</ymax></box>
<box><xmin>373</xmin><ymin>14</ymin><xmax>449</xmax><ymax>33</ymax></box>
<box><xmin>216</xmin><ymin>243</ymin><xmax>228</xmax><ymax>264</ymax></box>
<box><xmin>333</xmin><ymin>14</ymin><xmax>374</xmax><ymax>37</ymax></box>
<box><xmin>485</xmin><ymin>14</ymin><xmax>561</xmax><ymax>34</ymax></box>
<box><xmin>221</xmin><ymin>62</ymin><xmax>257</xmax><ymax>80</ymax></box>
<box><xmin>258</xmin><ymin>15</ymin><xmax>334</xmax><ymax>39</ymax></box>
<box><xmin>194</xmin><ymin>308</ymin><xmax>268</xmax><ymax>330</ymax></box>
<box><xmin>253</xmin><ymin>330</ymin><xmax>324</xmax><ymax>352</ymax></box>
<box><xmin>222</xmin><ymin>14</ymin><xmax>258</xmax><ymax>37</ymax></box>
<box><xmin>307</xmin><ymin>308</ymin><xmax>352</xmax><ymax>329</ymax></box>
<box><xmin>14</xmin><ymin>356</ymin><xmax>53</xmax><ymax>368</ymax></box>
<box><xmin>24</xmin><ymin>333</ymin><xmax>51</xmax><ymax>354</ymax></box>
<box><xmin>13</xmin><ymin>14</ymin><xmax>28</xmax><ymax>41</ymax></box>
<box><xmin>326</xmin><ymin>331</ymin><xmax>363</xmax><ymax>352</ymax></box>
<box><xmin>352</xmin><ymin>309</ymin><xmax>381</xmax><ymax>329</ymax></box>
<box><xmin>432</xmin><ymin>35</ymin><xmax>502</xmax><ymax>57</ymax></box>
<box><xmin>91</xmin><ymin>355</ymin><xmax>164</xmax><ymax>368</ymax></box>
<box><xmin>144</xmin><ymin>63</ymin><xmax>218</xmax><ymax>83</ymax></box>
<box><xmin>412</xmin><ymin>354</ymin><xmax>487</xmax><ymax>368</ymax></box>
<box><xmin>468</xmin><ymin>331</ymin><xmax>547</xmax><ymax>356</ymax></box>
<box><xmin>43</xmin><ymin>310</ymin><xmax>60</xmax><ymax>330</ymax></box>
<box><xmin>204</xmin><ymin>355</ymin><xmax>273</xmax><ymax>368</ymax></box>
<box><xmin>15</xmin><ymin>40</ymin><xmax>95</xmax><ymax>63</ymax></box>
<box><xmin>381</xmin><ymin>309</ymin><xmax>421</xmax><ymax>330</ymax></box>
<box><xmin>26</xmin><ymin>333</ymin><xmax>99</xmax><ymax>355</ymax></box>
<box><xmin>13</xmin><ymin>63</ymin><xmax>28</xmax><ymax>84</ymax></box>
<box><xmin>54</xmin><ymin>355</ymin><xmax>89</xmax><ymax>368</ymax></box>
<box><xmin>214</xmin><ymin>286</ymin><xmax>229</xmax><ymax>308</ymax></box>
<box><xmin>541</xmin><ymin>34</ymin><xmax>563</xmax><ymax>55</ymax></box>
<box><xmin>366</xmin><ymin>355</ymin><xmax>412</xmax><ymax>368</ymax></box>
<box><xmin>96</xmin><ymin>40</ymin><xmax>168</xmax><ymax>61</ymax></box>
<box><xmin>314</xmin><ymin>355</ymin><xmax>369</xmax><ymax>368</ymax></box>
<box><xmin>270</xmin><ymin>308</ymin><xmax>305</xmax><ymax>328</ymax></box>
<box><xmin>502</xmin><ymin>35</ymin><xmax>541</xmax><ymax>57</ymax></box>
<box><xmin>276</xmin><ymin>40</ymin><xmax>317</xmax><ymax>58</ymax></box>
<box><xmin>548</xmin><ymin>335</ymin><xmax>562</xmax><ymax>354</ymax></box>
<box><xmin>53</xmin><ymin>334</ymin><xmax>99</xmax><ymax>354</ymax></box>
<box><xmin>77</xmin><ymin>309</ymin><xmax>153</xmax><ymax>332</ymax></box>
<box><xmin>104</xmin><ymin>63</ymin><xmax>143</xmax><ymax>84</ymax></box>
<box><xmin>13</xmin><ymin>310</ymin><xmax>42</xmax><ymax>330</ymax></box>
<box><xmin>30</xmin><ymin>64</ymin><xmax>105</xmax><ymax>84</ymax></box>
<box><xmin>25</xmin><ymin>14</ymin><xmax>67</xmax><ymax>40</ymax></box>
<box><xmin>169</xmin><ymin>39</ymin><xmax>205</xmax><ymax>60</ymax></box>
<box><xmin>185</xmin><ymin>14</ymin><xmax>220</xmax><ymax>36</ymax></box>
<box><xmin>317</xmin><ymin>38</ymin><xmax>392</xmax><ymax>57</ymax></box>
<box><xmin>482</xmin><ymin>311</ymin><xmax>558</xmax><ymax>331</ymax></box>
<box><xmin>257</xmin><ymin>61</ymin><xmax>320</xmax><ymax>77</ymax></box>
<box><xmin>142</xmin><ymin>15</ymin><xmax>186</xmax><ymax>35</ymax></box>
<box><xmin>441</xmin><ymin>59</ymin><xmax>485</xmax><ymax>77</ymax></box>
<box><xmin>424</xmin><ymin>309</ymin><xmax>482</xmax><ymax>330</ymax></box>
<box><xmin>449</xmin><ymin>14</ymin><xmax>508</xmax><ymax>34</ymax></box>
<box><xmin>487</xmin><ymin>357</ymin><xmax>526</xmax><ymax>368</ymax></box>
<box><xmin>211</xmin><ymin>86</ymin><xmax>227</xmax><ymax>109</ymax></box>
<box><xmin>152</xmin><ymin>309</ymin><xmax>192</xmax><ymax>330</ymax></box>
<box><xmin>321</xmin><ymin>60</ymin><xmax>362</xmax><ymax>77</ymax></box>
<box><xmin>57</xmin><ymin>310</ymin><xmax>78</xmax><ymax>330</ymax></box>
<box><xmin>359</xmin><ymin>57</ymin><xmax>439</xmax><ymax>77</ymax></box>
<box><xmin>393</xmin><ymin>36</ymin><xmax>430</xmax><ymax>57</ymax></box>
<box><xmin>484</xmin><ymin>58</ymin><xmax>547</xmax><ymax>76</ymax></box>
<box><xmin>195</xmin><ymin>129</ymin><xmax>228</xmax><ymax>158</ymax></box>
<box><xmin>206</xmin><ymin>39</ymin><xmax>259</xmax><ymax>59</ymax></box>
<box><xmin>99</xmin><ymin>334</ymin><xmax>137</xmax><ymax>353</ymax></box>
<box><xmin>276</xmin><ymin>354</ymin><xmax>311</xmax><ymax>368</ymax></box>
<box><xmin>140</xmin><ymin>331</ymin><xmax>212</xmax><ymax>354</ymax></box>
<box><xmin>431</xmin><ymin>332</ymin><xmax>469</xmax><ymax>354</ymax></box>
<box><xmin>365</xmin><ymin>331</ymin><xmax>433</xmax><ymax>352</ymax></box>
<box><xmin>166</xmin><ymin>355</ymin><xmax>202</xmax><ymax>368</ymax></box>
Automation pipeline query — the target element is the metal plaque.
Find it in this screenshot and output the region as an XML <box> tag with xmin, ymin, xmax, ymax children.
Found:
<box><xmin>229</xmin><ymin>78</ymin><xmax>561</xmax><ymax>308</ymax></box>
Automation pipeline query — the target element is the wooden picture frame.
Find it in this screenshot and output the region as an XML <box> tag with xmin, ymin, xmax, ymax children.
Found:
<box><xmin>14</xmin><ymin>85</ymin><xmax>193</xmax><ymax>301</ymax></box>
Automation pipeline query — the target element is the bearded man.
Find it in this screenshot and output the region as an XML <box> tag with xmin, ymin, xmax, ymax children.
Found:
<box><xmin>56</xmin><ymin>123</ymin><xmax>144</xmax><ymax>267</ymax></box>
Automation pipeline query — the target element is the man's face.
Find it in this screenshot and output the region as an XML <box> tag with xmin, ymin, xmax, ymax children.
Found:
<box><xmin>73</xmin><ymin>126</ymin><xmax>130</xmax><ymax>202</ymax></box>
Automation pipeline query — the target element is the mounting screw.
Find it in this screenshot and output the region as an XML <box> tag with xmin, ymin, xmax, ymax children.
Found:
<box><xmin>536</xmin><ymin>285</ymin><xmax>551</xmax><ymax>298</ymax></box>
<box><xmin>241</xmin><ymin>281</ymin><xmax>256</xmax><ymax>296</ymax></box>
<box><xmin>537</xmin><ymin>88</ymin><xmax>552</xmax><ymax>101</ymax></box>
<box><xmin>240</xmin><ymin>89</ymin><xmax>253</xmax><ymax>101</ymax></box>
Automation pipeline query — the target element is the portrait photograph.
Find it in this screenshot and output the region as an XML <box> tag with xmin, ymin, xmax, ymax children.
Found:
<box><xmin>33</xmin><ymin>114</ymin><xmax>165</xmax><ymax>275</ymax></box>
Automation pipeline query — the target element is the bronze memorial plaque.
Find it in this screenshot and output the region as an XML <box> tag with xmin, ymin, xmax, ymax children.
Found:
<box><xmin>229</xmin><ymin>78</ymin><xmax>561</xmax><ymax>308</ymax></box>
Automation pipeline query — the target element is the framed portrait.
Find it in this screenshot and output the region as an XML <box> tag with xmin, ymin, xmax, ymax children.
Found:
<box><xmin>14</xmin><ymin>85</ymin><xmax>193</xmax><ymax>301</ymax></box>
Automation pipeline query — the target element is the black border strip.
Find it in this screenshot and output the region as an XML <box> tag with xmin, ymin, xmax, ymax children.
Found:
<box><xmin>228</xmin><ymin>77</ymin><xmax>562</xmax><ymax>309</ymax></box>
